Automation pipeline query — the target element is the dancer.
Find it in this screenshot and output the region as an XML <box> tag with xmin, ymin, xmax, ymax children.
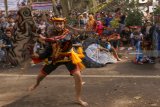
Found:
<box><xmin>29</xmin><ymin>17</ymin><xmax>88</xmax><ymax>106</ymax></box>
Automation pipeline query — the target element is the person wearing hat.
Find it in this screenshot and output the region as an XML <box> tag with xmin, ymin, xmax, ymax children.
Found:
<box><xmin>29</xmin><ymin>17</ymin><xmax>88</xmax><ymax>106</ymax></box>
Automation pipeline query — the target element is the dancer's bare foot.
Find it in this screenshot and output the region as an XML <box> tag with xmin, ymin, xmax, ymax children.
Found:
<box><xmin>117</xmin><ymin>58</ymin><xmax>121</xmax><ymax>61</ymax></box>
<box><xmin>77</xmin><ymin>99</ymin><xmax>88</xmax><ymax>107</ymax></box>
<box><xmin>82</xmin><ymin>82</ymin><xmax>86</xmax><ymax>85</ymax></box>
<box><xmin>28</xmin><ymin>84</ymin><xmax>38</xmax><ymax>91</ymax></box>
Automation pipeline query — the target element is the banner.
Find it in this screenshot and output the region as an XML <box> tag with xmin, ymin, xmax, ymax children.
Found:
<box><xmin>31</xmin><ymin>2</ymin><xmax>53</xmax><ymax>11</ymax></box>
<box><xmin>0</xmin><ymin>0</ymin><xmax>27</xmax><ymax>11</ymax></box>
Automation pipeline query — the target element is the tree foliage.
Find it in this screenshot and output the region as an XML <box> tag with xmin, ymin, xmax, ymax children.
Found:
<box><xmin>125</xmin><ymin>1</ymin><xmax>143</xmax><ymax>26</ymax></box>
<box><xmin>154</xmin><ymin>6</ymin><xmax>160</xmax><ymax>15</ymax></box>
<box><xmin>126</xmin><ymin>8</ymin><xmax>143</xmax><ymax>26</ymax></box>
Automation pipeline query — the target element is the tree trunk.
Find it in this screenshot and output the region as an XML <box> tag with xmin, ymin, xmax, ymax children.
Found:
<box><xmin>60</xmin><ymin>0</ymin><xmax>97</xmax><ymax>16</ymax></box>
<box><xmin>61</xmin><ymin>0</ymin><xmax>72</xmax><ymax>16</ymax></box>
<box><xmin>51</xmin><ymin>0</ymin><xmax>59</xmax><ymax>16</ymax></box>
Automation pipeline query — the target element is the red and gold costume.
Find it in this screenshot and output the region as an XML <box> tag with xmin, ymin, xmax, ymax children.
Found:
<box><xmin>32</xmin><ymin>17</ymin><xmax>85</xmax><ymax>75</ymax></box>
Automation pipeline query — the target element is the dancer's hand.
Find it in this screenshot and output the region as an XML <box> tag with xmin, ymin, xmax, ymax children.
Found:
<box><xmin>0</xmin><ymin>44</ymin><xmax>6</xmax><ymax>48</ymax></box>
<box><xmin>32</xmin><ymin>53</ymin><xmax>39</xmax><ymax>58</ymax></box>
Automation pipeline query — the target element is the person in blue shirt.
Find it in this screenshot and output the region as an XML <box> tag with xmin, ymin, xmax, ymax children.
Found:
<box><xmin>104</xmin><ymin>12</ymin><xmax>113</xmax><ymax>27</ymax></box>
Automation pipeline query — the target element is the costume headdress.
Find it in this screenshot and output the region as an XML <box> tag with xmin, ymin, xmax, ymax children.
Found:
<box><xmin>51</xmin><ymin>17</ymin><xmax>66</xmax><ymax>22</ymax></box>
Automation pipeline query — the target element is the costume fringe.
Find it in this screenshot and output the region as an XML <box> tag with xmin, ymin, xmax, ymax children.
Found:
<box><xmin>70</xmin><ymin>48</ymin><xmax>85</xmax><ymax>70</ymax></box>
<box><xmin>32</xmin><ymin>47</ymin><xmax>86</xmax><ymax>70</ymax></box>
<box><xmin>77</xmin><ymin>47</ymin><xmax>85</xmax><ymax>58</ymax></box>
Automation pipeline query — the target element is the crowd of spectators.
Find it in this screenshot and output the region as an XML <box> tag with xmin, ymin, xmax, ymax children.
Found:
<box><xmin>66</xmin><ymin>8</ymin><xmax>160</xmax><ymax>64</ymax></box>
<box><xmin>0</xmin><ymin>7</ymin><xmax>160</xmax><ymax>67</ymax></box>
<box><xmin>0</xmin><ymin>10</ymin><xmax>52</xmax><ymax>67</ymax></box>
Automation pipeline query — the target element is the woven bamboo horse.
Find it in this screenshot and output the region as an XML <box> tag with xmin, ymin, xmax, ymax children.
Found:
<box><xmin>8</xmin><ymin>7</ymin><xmax>37</xmax><ymax>66</ymax></box>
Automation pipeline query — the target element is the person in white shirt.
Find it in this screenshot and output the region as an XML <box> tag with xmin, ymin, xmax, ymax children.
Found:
<box><xmin>38</xmin><ymin>20</ymin><xmax>46</xmax><ymax>34</ymax></box>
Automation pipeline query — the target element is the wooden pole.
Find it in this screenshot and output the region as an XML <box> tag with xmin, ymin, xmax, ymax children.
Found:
<box><xmin>4</xmin><ymin>0</ymin><xmax>8</xmax><ymax>17</ymax></box>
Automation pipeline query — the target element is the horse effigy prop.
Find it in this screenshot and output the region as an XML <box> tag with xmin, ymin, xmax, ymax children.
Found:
<box><xmin>8</xmin><ymin>6</ymin><xmax>37</xmax><ymax>66</ymax></box>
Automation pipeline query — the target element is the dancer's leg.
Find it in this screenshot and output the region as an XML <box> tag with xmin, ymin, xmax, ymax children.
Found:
<box><xmin>29</xmin><ymin>71</ymin><xmax>46</xmax><ymax>91</ymax></box>
<box><xmin>72</xmin><ymin>70</ymin><xmax>88</xmax><ymax>106</ymax></box>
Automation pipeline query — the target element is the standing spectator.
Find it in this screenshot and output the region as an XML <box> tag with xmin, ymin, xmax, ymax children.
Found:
<box><xmin>119</xmin><ymin>13</ymin><xmax>126</xmax><ymax>32</ymax></box>
<box><xmin>142</xmin><ymin>22</ymin><xmax>153</xmax><ymax>59</ymax></box>
<box><xmin>78</xmin><ymin>15</ymin><xmax>85</xmax><ymax>29</ymax></box>
<box><xmin>130</xmin><ymin>27</ymin><xmax>144</xmax><ymax>64</ymax></box>
<box><xmin>130</xmin><ymin>27</ymin><xmax>143</xmax><ymax>48</ymax></box>
<box><xmin>95</xmin><ymin>20</ymin><xmax>104</xmax><ymax>36</ymax></box>
<box><xmin>86</xmin><ymin>14</ymin><xmax>96</xmax><ymax>31</ymax></box>
<box><xmin>104</xmin><ymin>12</ymin><xmax>113</xmax><ymax>27</ymax></box>
<box><xmin>154</xmin><ymin>23</ymin><xmax>160</xmax><ymax>61</ymax></box>
<box><xmin>120</xmin><ymin>26</ymin><xmax>131</xmax><ymax>46</ymax></box>
<box><xmin>95</xmin><ymin>12</ymin><xmax>101</xmax><ymax>20</ymax></box>
<box><xmin>82</xmin><ymin>12</ymin><xmax>88</xmax><ymax>29</ymax></box>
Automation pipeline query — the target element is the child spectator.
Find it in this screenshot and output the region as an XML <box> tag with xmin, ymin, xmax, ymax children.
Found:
<box><xmin>104</xmin><ymin>12</ymin><xmax>113</xmax><ymax>27</ymax></box>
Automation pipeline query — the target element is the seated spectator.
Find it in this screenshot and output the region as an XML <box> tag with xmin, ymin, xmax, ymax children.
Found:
<box><xmin>0</xmin><ymin>17</ymin><xmax>9</xmax><ymax>32</ymax></box>
<box><xmin>3</xmin><ymin>29</ymin><xmax>13</xmax><ymax>49</ymax></box>
<box><xmin>78</xmin><ymin>15</ymin><xmax>85</xmax><ymax>29</ymax></box>
<box><xmin>120</xmin><ymin>26</ymin><xmax>131</xmax><ymax>46</ymax></box>
<box><xmin>33</xmin><ymin>33</ymin><xmax>46</xmax><ymax>55</ymax></box>
<box><xmin>107</xmin><ymin>31</ymin><xmax>121</xmax><ymax>50</ymax></box>
<box><xmin>0</xmin><ymin>39</ymin><xmax>5</xmax><ymax>61</ymax></box>
<box><xmin>100</xmin><ymin>36</ymin><xmax>121</xmax><ymax>61</ymax></box>
<box><xmin>0</xmin><ymin>29</ymin><xmax>13</xmax><ymax>64</ymax></box>
<box><xmin>0</xmin><ymin>29</ymin><xmax>5</xmax><ymax>39</ymax></box>
<box><xmin>31</xmin><ymin>29</ymin><xmax>48</xmax><ymax>65</ymax></box>
<box><xmin>0</xmin><ymin>29</ymin><xmax>6</xmax><ymax>61</ymax></box>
